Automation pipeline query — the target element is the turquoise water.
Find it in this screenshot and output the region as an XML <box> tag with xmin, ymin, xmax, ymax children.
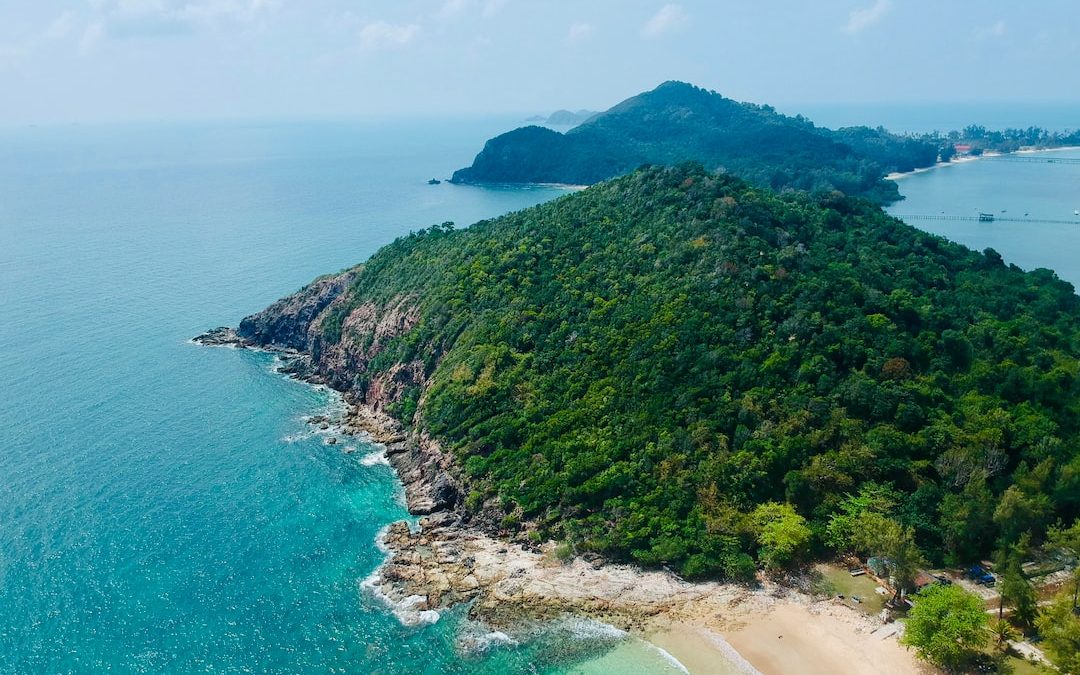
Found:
<box><xmin>887</xmin><ymin>148</ymin><xmax>1080</xmax><ymax>286</ymax></box>
<box><xmin>0</xmin><ymin>120</ymin><xmax>687</xmax><ymax>673</ymax></box>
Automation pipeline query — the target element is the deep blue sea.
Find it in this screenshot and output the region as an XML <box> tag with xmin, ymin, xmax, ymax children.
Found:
<box><xmin>2</xmin><ymin>117</ymin><xmax>1078</xmax><ymax>674</ymax></box>
<box><xmin>0</xmin><ymin>120</ymin><xmax>685</xmax><ymax>674</ymax></box>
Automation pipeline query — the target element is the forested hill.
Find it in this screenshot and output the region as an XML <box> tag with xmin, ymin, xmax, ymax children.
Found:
<box><xmin>450</xmin><ymin>81</ymin><xmax>939</xmax><ymax>203</ymax></box>
<box><xmin>243</xmin><ymin>165</ymin><xmax>1080</xmax><ymax>579</ymax></box>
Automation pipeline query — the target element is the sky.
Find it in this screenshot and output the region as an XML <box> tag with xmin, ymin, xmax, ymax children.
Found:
<box><xmin>0</xmin><ymin>0</ymin><xmax>1078</xmax><ymax>124</ymax></box>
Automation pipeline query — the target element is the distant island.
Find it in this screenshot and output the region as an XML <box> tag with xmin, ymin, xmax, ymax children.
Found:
<box><xmin>453</xmin><ymin>81</ymin><xmax>941</xmax><ymax>203</ymax></box>
<box><xmin>454</xmin><ymin>81</ymin><xmax>1080</xmax><ymax>206</ymax></box>
<box><xmin>523</xmin><ymin>109</ymin><xmax>598</xmax><ymax>126</ymax></box>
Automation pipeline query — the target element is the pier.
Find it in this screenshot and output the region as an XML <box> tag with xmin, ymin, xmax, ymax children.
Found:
<box><xmin>893</xmin><ymin>214</ymin><xmax>1080</xmax><ymax>226</ymax></box>
<box><xmin>983</xmin><ymin>155</ymin><xmax>1080</xmax><ymax>165</ymax></box>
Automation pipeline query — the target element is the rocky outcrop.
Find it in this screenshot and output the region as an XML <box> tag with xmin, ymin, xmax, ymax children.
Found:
<box><xmin>197</xmin><ymin>266</ymin><xmax>460</xmax><ymax>518</ymax></box>
<box><xmin>339</xmin><ymin>405</ymin><xmax>460</xmax><ymax>515</ymax></box>
<box><xmin>193</xmin><ymin>326</ymin><xmax>248</xmax><ymax>347</ymax></box>
<box><xmin>237</xmin><ymin>268</ymin><xmax>360</xmax><ymax>350</ymax></box>
<box><xmin>370</xmin><ymin>512</ymin><xmax>776</xmax><ymax>632</ymax></box>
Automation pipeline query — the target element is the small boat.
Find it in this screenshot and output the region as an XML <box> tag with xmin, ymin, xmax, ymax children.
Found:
<box><xmin>978</xmin><ymin>213</ymin><xmax>995</xmax><ymax>222</ymax></box>
<box><xmin>1074</xmin><ymin>209</ymin><xmax>1079</xmax><ymax>216</ymax></box>
<box><xmin>428</xmin><ymin>178</ymin><xmax>442</xmax><ymax>185</ymax></box>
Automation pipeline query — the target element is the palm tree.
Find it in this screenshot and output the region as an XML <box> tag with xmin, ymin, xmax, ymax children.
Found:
<box><xmin>988</xmin><ymin>618</ymin><xmax>1018</xmax><ymax>648</ymax></box>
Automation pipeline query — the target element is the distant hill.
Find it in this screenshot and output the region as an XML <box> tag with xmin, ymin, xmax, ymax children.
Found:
<box><xmin>454</xmin><ymin>81</ymin><xmax>939</xmax><ymax>202</ymax></box>
<box><xmin>546</xmin><ymin>109</ymin><xmax>597</xmax><ymax>126</ymax></box>
<box><xmin>523</xmin><ymin>109</ymin><xmax>597</xmax><ymax>126</ymax></box>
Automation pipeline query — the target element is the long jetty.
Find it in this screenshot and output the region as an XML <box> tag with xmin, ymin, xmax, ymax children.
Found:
<box><xmin>984</xmin><ymin>155</ymin><xmax>1080</xmax><ymax>164</ymax></box>
<box><xmin>894</xmin><ymin>214</ymin><xmax>1080</xmax><ymax>225</ymax></box>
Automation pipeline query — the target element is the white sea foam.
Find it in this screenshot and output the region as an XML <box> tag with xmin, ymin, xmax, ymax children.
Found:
<box><xmin>648</xmin><ymin>644</ymin><xmax>691</xmax><ymax>674</ymax></box>
<box><xmin>700</xmin><ymin>630</ymin><xmax>762</xmax><ymax>675</ymax></box>
<box><xmin>280</xmin><ymin>432</ymin><xmax>313</xmax><ymax>443</ymax></box>
<box><xmin>558</xmin><ymin>616</ymin><xmax>628</xmax><ymax>641</ymax></box>
<box><xmin>455</xmin><ymin>621</ymin><xmax>519</xmax><ymax>655</ymax></box>
<box><xmin>373</xmin><ymin>525</ymin><xmax>391</xmax><ymax>555</ymax></box>
<box><xmin>359</xmin><ymin>570</ymin><xmax>441</xmax><ymax>627</ymax></box>
<box><xmin>359</xmin><ymin>448</ymin><xmax>389</xmax><ymax>466</ymax></box>
<box><xmin>359</xmin><ymin>527</ymin><xmax>441</xmax><ymax>627</ymax></box>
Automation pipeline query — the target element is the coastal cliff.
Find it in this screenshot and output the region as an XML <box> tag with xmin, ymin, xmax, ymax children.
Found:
<box><xmin>199</xmin><ymin>271</ymin><xmax>461</xmax><ymax>519</ymax></box>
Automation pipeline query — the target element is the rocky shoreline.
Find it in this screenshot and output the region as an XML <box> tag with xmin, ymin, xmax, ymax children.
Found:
<box><xmin>193</xmin><ymin>304</ymin><xmax>921</xmax><ymax>673</ymax></box>
<box><xmin>194</xmin><ymin>325</ymin><xmax>770</xmax><ymax>630</ymax></box>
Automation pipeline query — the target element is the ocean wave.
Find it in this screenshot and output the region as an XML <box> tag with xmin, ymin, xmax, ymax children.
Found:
<box><xmin>554</xmin><ymin>616</ymin><xmax>628</xmax><ymax>642</ymax></box>
<box><xmin>359</xmin><ymin>570</ymin><xmax>441</xmax><ymax>627</ymax></box>
<box><xmin>359</xmin><ymin>448</ymin><xmax>389</xmax><ymax>466</ymax></box>
<box><xmin>645</xmin><ymin>644</ymin><xmax>691</xmax><ymax>674</ymax></box>
<box><xmin>700</xmin><ymin>630</ymin><xmax>762</xmax><ymax>675</ymax></box>
<box><xmin>359</xmin><ymin>526</ymin><xmax>441</xmax><ymax>627</ymax></box>
<box><xmin>455</xmin><ymin>621</ymin><xmax>518</xmax><ymax>655</ymax></box>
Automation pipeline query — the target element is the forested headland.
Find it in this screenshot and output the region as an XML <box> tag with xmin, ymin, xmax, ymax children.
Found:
<box><xmin>244</xmin><ymin>164</ymin><xmax>1080</xmax><ymax>586</ymax></box>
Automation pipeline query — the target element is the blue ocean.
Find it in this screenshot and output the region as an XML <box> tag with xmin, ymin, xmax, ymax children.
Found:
<box><xmin>1</xmin><ymin>117</ymin><xmax>1077</xmax><ymax>673</ymax></box>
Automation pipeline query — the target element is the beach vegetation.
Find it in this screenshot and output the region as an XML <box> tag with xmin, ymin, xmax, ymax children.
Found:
<box><xmin>901</xmin><ymin>584</ymin><xmax>989</xmax><ymax>672</ymax></box>
<box><xmin>1035</xmin><ymin>592</ymin><xmax>1080</xmax><ymax>673</ymax></box>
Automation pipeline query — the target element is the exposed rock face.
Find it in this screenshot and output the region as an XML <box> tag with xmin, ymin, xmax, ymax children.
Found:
<box><xmin>372</xmin><ymin>512</ymin><xmax>774</xmax><ymax>632</ymax></box>
<box><xmin>340</xmin><ymin>406</ymin><xmax>460</xmax><ymax>515</ymax></box>
<box><xmin>193</xmin><ymin>326</ymin><xmax>247</xmax><ymax>347</ymax></box>
<box><xmin>237</xmin><ymin>268</ymin><xmax>359</xmax><ymax>350</ymax></box>
<box><xmin>205</xmin><ymin>267</ymin><xmax>460</xmax><ymax>518</ymax></box>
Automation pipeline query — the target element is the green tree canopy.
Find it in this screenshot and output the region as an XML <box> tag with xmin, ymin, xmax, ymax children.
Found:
<box><xmin>751</xmin><ymin>502</ymin><xmax>812</xmax><ymax>571</ymax></box>
<box><xmin>1035</xmin><ymin>592</ymin><xmax>1080</xmax><ymax>674</ymax></box>
<box><xmin>901</xmin><ymin>584</ymin><xmax>989</xmax><ymax>672</ymax></box>
<box><xmin>239</xmin><ymin>164</ymin><xmax>1080</xmax><ymax>577</ymax></box>
<box><xmin>853</xmin><ymin>513</ymin><xmax>924</xmax><ymax>600</ymax></box>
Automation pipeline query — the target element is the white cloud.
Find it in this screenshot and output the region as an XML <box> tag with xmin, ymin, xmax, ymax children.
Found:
<box><xmin>436</xmin><ymin>0</ymin><xmax>469</xmax><ymax>20</ymax></box>
<box><xmin>79</xmin><ymin>21</ymin><xmax>106</xmax><ymax>54</ymax></box>
<box><xmin>79</xmin><ymin>0</ymin><xmax>280</xmax><ymax>39</ymax></box>
<box><xmin>44</xmin><ymin>11</ymin><xmax>79</xmax><ymax>40</ymax></box>
<box><xmin>358</xmin><ymin>20</ymin><xmax>420</xmax><ymax>51</ymax></box>
<box><xmin>481</xmin><ymin>0</ymin><xmax>508</xmax><ymax>18</ymax></box>
<box><xmin>0</xmin><ymin>10</ymin><xmax>88</xmax><ymax>66</ymax></box>
<box><xmin>973</xmin><ymin>20</ymin><xmax>1006</xmax><ymax>40</ymax></box>
<box><xmin>434</xmin><ymin>0</ymin><xmax>506</xmax><ymax>21</ymax></box>
<box><xmin>844</xmin><ymin>0</ymin><xmax>892</xmax><ymax>34</ymax></box>
<box><xmin>641</xmin><ymin>3</ymin><xmax>686</xmax><ymax>39</ymax></box>
<box><xmin>566</xmin><ymin>22</ymin><xmax>592</xmax><ymax>43</ymax></box>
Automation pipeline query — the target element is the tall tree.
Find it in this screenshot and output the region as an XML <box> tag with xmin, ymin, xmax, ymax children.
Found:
<box><xmin>1035</xmin><ymin>593</ymin><xmax>1080</xmax><ymax>674</ymax></box>
<box><xmin>995</xmin><ymin>535</ymin><xmax>1037</xmax><ymax>628</ymax></box>
<box><xmin>854</xmin><ymin>512</ymin><xmax>924</xmax><ymax>601</ymax></box>
<box><xmin>1048</xmin><ymin>519</ymin><xmax>1080</xmax><ymax>610</ymax></box>
<box><xmin>901</xmin><ymin>584</ymin><xmax>989</xmax><ymax>672</ymax></box>
<box><xmin>998</xmin><ymin>561</ymin><xmax>1037</xmax><ymax>628</ymax></box>
<box><xmin>751</xmin><ymin>501</ymin><xmax>812</xmax><ymax>571</ymax></box>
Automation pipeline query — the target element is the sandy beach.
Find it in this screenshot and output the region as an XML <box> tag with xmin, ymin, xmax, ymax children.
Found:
<box><xmin>886</xmin><ymin>145</ymin><xmax>1080</xmax><ymax>181</ymax></box>
<box><xmin>364</xmin><ymin>508</ymin><xmax>929</xmax><ymax>675</ymax></box>
<box><xmin>647</xmin><ymin>602</ymin><xmax>929</xmax><ymax>675</ymax></box>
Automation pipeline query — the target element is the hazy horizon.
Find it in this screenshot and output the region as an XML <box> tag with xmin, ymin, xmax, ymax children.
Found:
<box><xmin>2</xmin><ymin>1</ymin><xmax>1079</xmax><ymax>126</ymax></box>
